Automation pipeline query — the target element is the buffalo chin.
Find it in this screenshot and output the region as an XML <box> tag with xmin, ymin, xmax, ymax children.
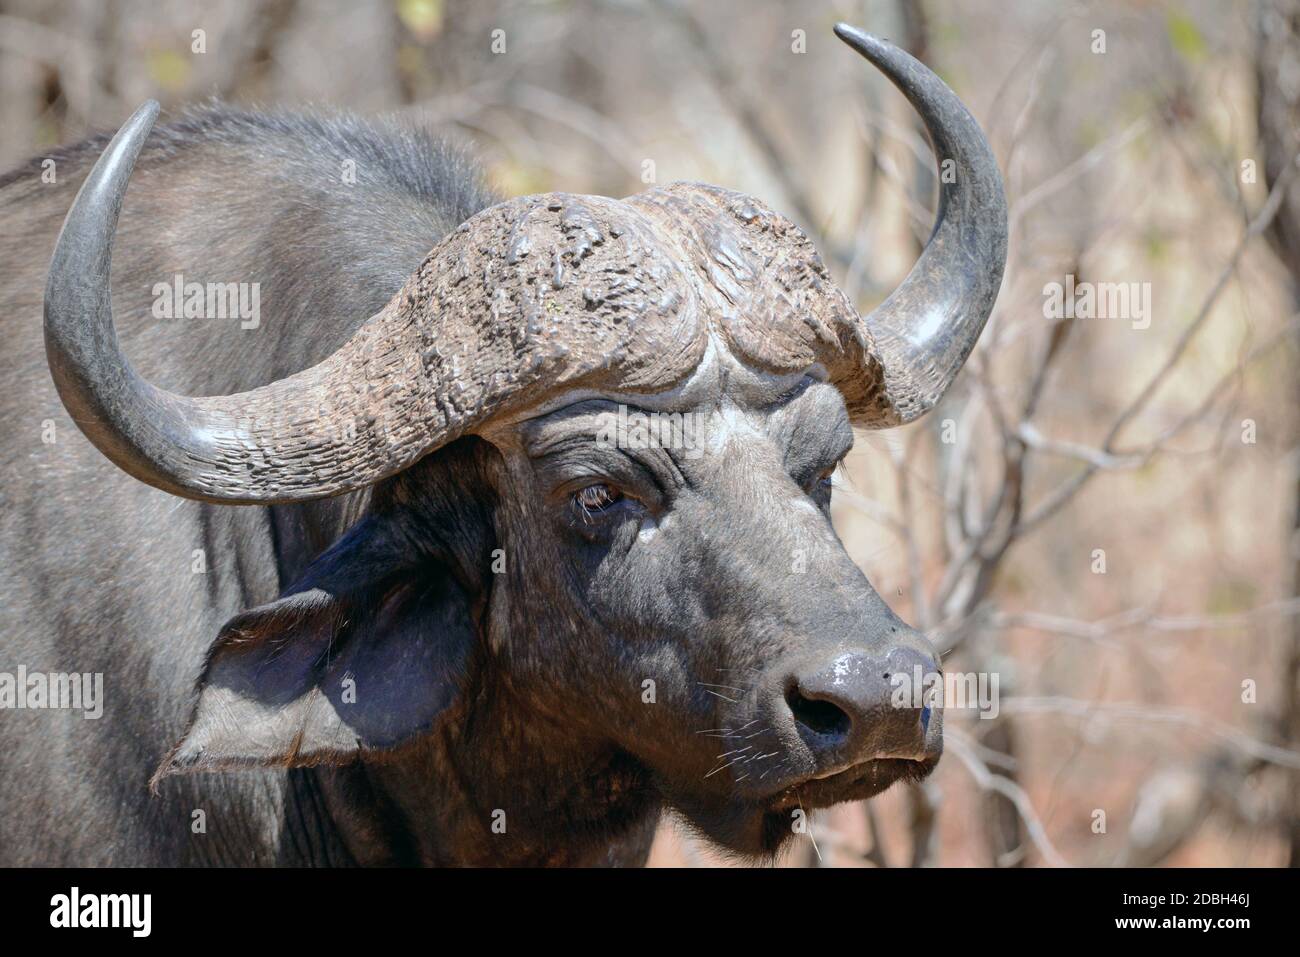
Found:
<box><xmin>665</xmin><ymin>754</ymin><xmax>941</xmax><ymax>859</ymax></box>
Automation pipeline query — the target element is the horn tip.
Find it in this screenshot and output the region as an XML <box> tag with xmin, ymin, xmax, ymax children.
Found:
<box><xmin>832</xmin><ymin>23</ymin><xmax>896</xmax><ymax>59</ymax></box>
<box><xmin>129</xmin><ymin>99</ymin><xmax>161</xmax><ymax>128</ymax></box>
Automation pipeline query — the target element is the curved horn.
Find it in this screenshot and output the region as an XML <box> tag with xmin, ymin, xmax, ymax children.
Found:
<box><xmin>44</xmin><ymin>101</ymin><xmax>414</xmax><ymax>503</ymax></box>
<box><xmin>834</xmin><ymin>24</ymin><xmax>1008</xmax><ymax>426</ymax></box>
<box><xmin>44</xmin><ymin>102</ymin><xmax>705</xmax><ymax>503</ymax></box>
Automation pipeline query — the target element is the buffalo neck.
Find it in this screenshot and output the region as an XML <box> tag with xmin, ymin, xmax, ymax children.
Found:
<box><xmin>311</xmin><ymin>675</ymin><xmax>662</xmax><ymax>866</ymax></box>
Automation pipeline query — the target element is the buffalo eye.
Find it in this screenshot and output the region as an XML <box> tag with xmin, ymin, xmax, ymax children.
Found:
<box><xmin>573</xmin><ymin>483</ymin><xmax>623</xmax><ymax>515</ymax></box>
<box><xmin>809</xmin><ymin>463</ymin><xmax>838</xmax><ymax>507</ymax></box>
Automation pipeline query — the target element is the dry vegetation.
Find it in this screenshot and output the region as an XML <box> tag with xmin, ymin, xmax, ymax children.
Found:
<box><xmin>2</xmin><ymin>0</ymin><xmax>1297</xmax><ymax>866</ymax></box>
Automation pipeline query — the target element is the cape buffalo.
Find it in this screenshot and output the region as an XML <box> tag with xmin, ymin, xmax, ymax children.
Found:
<box><xmin>0</xmin><ymin>25</ymin><xmax>1006</xmax><ymax>865</ymax></box>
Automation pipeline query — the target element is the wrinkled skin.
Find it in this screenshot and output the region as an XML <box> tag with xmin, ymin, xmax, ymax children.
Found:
<box><xmin>165</xmin><ymin>344</ymin><xmax>941</xmax><ymax>865</ymax></box>
<box><xmin>0</xmin><ymin>106</ymin><xmax>940</xmax><ymax>867</ymax></box>
<box><xmin>479</xmin><ymin>350</ymin><xmax>941</xmax><ymax>857</ymax></box>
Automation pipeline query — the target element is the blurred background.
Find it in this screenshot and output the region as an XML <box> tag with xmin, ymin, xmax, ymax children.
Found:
<box><xmin>2</xmin><ymin>0</ymin><xmax>1298</xmax><ymax>866</ymax></box>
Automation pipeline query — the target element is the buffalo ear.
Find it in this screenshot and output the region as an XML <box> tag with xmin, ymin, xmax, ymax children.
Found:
<box><xmin>153</xmin><ymin>522</ymin><xmax>478</xmax><ymax>785</ymax></box>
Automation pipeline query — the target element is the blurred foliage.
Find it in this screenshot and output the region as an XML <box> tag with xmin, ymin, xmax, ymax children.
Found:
<box><xmin>0</xmin><ymin>0</ymin><xmax>1296</xmax><ymax>867</ymax></box>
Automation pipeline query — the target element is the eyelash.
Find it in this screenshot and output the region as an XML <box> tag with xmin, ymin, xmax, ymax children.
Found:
<box><xmin>813</xmin><ymin>462</ymin><xmax>840</xmax><ymax>497</ymax></box>
<box><xmin>573</xmin><ymin>483</ymin><xmax>624</xmax><ymax>517</ymax></box>
<box><xmin>570</xmin><ymin>463</ymin><xmax>836</xmax><ymax>521</ymax></box>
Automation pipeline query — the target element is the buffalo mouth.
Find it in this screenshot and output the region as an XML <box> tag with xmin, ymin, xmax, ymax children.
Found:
<box><xmin>666</xmin><ymin>749</ymin><xmax>942</xmax><ymax>859</ymax></box>
<box><xmin>766</xmin><ymin>752</ymin><xmax>941</xmax><ymax>813</ymax></box>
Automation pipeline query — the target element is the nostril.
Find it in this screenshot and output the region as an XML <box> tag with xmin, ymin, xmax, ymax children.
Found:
<box><xmin>785</xmin><ymin>685</ymin><xmax>852</xmax><ymax>740</ymax></box>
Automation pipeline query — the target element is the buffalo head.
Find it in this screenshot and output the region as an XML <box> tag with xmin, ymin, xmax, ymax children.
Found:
<box><xmin>43</xmin><ymin>26</ymin><xmax>1006</xmax><ymax>858</ymax></box>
